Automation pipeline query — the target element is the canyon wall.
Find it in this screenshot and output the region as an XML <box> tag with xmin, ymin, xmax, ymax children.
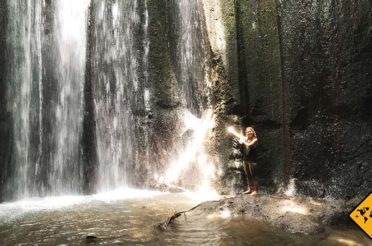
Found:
<box><xmin>206</xmin><ymin>0</ymin><xmax>372</xmax><ymax>198</ymax></box>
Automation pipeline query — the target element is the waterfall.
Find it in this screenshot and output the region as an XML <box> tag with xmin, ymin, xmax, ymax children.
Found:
<box><xmin>51</xmin><ymin>0</ymin><xmax>90</xmax><ymax>194</ymax></box>
<box><xmin>90</xmin><ymin>0</ymin><xmax>145</xmax><ymax>191</ymax></box>
<box><xmin>142</xmin><ymin>0</ymin><xmax>151</xmax><ymax>184</ymax></box>
<box><xmin>5</xmin><ymin>0</ymin><xmax>89</xmax><ymax>200</ymax></box>
<box><xmin>174</xmin><ymin>0</ymin><xmax>208</xmax><ymax>115</ymax></box>
<box><xmin>2</xmin><ymin>0</ymin><xmax>214</xmax><ymax>201</ymax></box>
<box><xmin>4</xmin><ymin>0</ymin><xmax>154</xmax><ymax>198</ymax></box>
<box><xmin>6</xmin><ymin>0</ymin><xmax>43</xmax><ymax>199</ymax></box>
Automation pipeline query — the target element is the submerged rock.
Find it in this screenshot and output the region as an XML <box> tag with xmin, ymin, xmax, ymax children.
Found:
<box><xmin>85</xmin><ymin>233</ymin><xmax>98</xmax><ymax>243</ymax></box>
<box><xmin>86</xmin><ymin>233</ymin><xmax>97</xmax><ymax>239</ymax></box>
<box><xmin>162</xmin><ymin>194</ymin><xmax>347</xmax><ymax>235</ymax></box>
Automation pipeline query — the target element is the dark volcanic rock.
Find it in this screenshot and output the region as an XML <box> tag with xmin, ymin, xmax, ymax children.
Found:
<box><xmin>234</xmin><ymin>0</ymin><xmax>288</xmax><ymax>192</ymax></box>
<box><xmin>278</xmin><ymin>0</ymin><xmax>372</xmax><ymax>198</ymax></box>
<box><xmin>212</xmin><ymin>0</ymin><xmax>372</xmax><ymax>199</ymax></box>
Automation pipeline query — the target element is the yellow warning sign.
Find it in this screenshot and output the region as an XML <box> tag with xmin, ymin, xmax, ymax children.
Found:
<box><xmin>349</xmin><ymin>193</ymin><xmax>372</xmax><ymax>239</ymax></box>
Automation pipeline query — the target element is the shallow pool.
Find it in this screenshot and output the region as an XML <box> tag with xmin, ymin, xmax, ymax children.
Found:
<box><xmin>0</xmin><ymin>189</ymin><xmax>369</xmax><ymax>245</ymax></box>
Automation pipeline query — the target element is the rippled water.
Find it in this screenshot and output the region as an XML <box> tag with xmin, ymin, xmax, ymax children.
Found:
<box><xmin>0</xmin><ymin>190</ymin><xmax>369</xmax><ymax>246</ymax></box>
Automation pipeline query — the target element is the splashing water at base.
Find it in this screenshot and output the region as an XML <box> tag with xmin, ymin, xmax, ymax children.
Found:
<box><xmin>285</xmin><ymin>178</ymin><xmax>297</xmax><ymax>197</ymax></box>
<box><xmin>162</xmin><ymin>109</ymin><xmax>217</xmax><ymax>196</ymax></box>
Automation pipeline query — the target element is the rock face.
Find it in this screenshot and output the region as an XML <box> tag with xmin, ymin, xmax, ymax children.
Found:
<box><xmin>205</xmin><ymin>0</ymin><xmax>372</xmax><ymax>199</ymax></box>
<box><xmin>278</xmin><ymin>0</ymin><xmax>372</xmax><ymax>198</ymax></box>
<box><xmin>145</xmin><ymin>0</ymin><xmax>184</xmax><ymax>181</ymax></box>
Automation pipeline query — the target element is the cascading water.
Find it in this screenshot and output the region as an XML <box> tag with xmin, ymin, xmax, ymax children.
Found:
<box><xmin>2</xmin><ymin>0</ymin><xmax>214</xmax><ymax>201</ymax></box>
<box><xmin>6</xmin><ymin>0</ymin><xmax>43</xmax><ymax>199</ymax></box>
<box><xmin>90</xmin><ymin>0</ymin><xmax>147</xmax><ymax>191</ymax></box>
<box><xmin>173</xmin><ymin>0</ymin><xmax>208</xmax><ymax>115</ymax></box>
<box><xmin>4</xmin><ymin>0</ymin><xmax>89</xmax><ymax>200</ymax></box>
<box><xmin>139</xmin><ymin>0</ymin><xmax>152</xmax><ymax>186</ymax></box>
<box><xmin>51</xmin><ymin>0</ymin><xmax>90</xmax><ymax>195</ymax></box>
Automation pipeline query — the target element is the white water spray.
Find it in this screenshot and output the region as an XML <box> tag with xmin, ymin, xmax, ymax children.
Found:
<box><xmin>163</xmin><ymin>109</ymin><xmax>217</xmax><ymax>198</ymax></box>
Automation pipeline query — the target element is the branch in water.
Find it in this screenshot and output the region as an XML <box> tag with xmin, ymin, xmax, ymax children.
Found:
<box><xmin>157</xmin><ymin>203</ymin><xmax>201</xmax><ymax>230</ymax></box>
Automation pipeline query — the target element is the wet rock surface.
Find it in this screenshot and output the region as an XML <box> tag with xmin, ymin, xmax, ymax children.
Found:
<box><xmin>205</xmin><ymin>0</ymin><xmax>372</xmax><ymax>199</ymax></box>
<box><xmin>278</xmin><ymin>0</ymin><xmax>372</xmax><ymax>199</ymax></box>
<box><xmin>168</xmin><ymin>194</ymin><xmax>347</xmax><ymax>235</ymax></box>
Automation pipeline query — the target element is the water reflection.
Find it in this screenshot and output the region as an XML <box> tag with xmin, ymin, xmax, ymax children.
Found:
<box><xmin>0</xmin><ymin>191</ymin><xmax>369</xmax><ymax>246</ymax></box>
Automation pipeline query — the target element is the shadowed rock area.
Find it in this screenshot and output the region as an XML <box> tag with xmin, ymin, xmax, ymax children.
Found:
<box><xmin>278</xmin><ymin>0</ymin><xmax>372</xmax><ymax>199</ymax></box>
<box><xmin>205</xmin><ymin>0</ymin><xmax>372</xmax><ymax>199</ymax></box>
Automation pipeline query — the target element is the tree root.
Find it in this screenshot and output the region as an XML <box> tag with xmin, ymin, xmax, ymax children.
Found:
<box><xmin>157</xmin><ymin>203</ymin><xmax>201</xmax><ymax>230</ymax></box>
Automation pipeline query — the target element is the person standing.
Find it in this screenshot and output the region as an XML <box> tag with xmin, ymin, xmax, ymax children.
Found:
<box><xmin>239</xmin><ymin>127</ymin><xmax>258</xmax><ymax>195</ymax></box>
